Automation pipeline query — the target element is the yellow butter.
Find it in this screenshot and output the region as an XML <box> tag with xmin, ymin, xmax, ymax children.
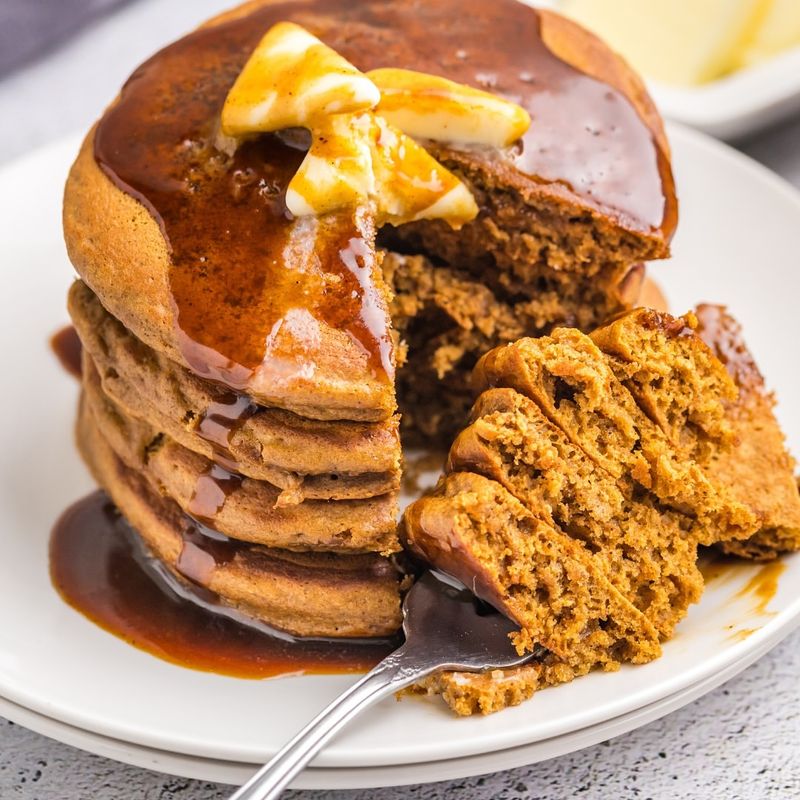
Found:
<box><xmin>285</xmin><ymin>113</ymin><xmax>375</xmax><ymax>218</ymax></box>
<box><xmin>223</xmin><ymin>22</ymin><xmax>480</xmax><ymax>227</ymax></box>
<box><xmin>287</xmin><ymin>112</ymin><xmax>478</xmax><ymax>227</ymax></box>
<box><xmin>369</xmin><ymin>68</ymin><xmax>530</xmax><ymax>147</ymax></box>
<box><xmin>564</xmin><ymin>0</ymin><xmax>769</xmax><ymax>85</ymax></box>
<box><xmin>737</xmin><ymin>0</ymin><xmax>800</xmax><ymax>67</ymax></box>
<box><xmin>370</xmin><ymin>115</ymin><xmax>478</xmax><ymax>227</ymax></box>
<box><xmin>221</xmin><ymin>21</ymin><xmax>380</xmax><ymax>136</ymax></box>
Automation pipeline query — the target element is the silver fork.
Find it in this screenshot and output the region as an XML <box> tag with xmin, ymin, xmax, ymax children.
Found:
<box><xmin>228</xmin><ymin>571</ymin><xmax>534</xmax><ymax>800</ymax></box>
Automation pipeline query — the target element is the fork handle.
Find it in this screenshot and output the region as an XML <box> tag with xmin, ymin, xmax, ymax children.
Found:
<box><xmin>228</xmin><ymin>644</ymin><xmax>434</xmax><ymax>800</ymax></box>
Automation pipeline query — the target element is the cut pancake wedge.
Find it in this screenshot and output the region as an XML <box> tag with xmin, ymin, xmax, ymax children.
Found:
<box><xmin>403</xmin><ymin>471</ymin><xmax>661</xmax><ymax>663</ymax></box>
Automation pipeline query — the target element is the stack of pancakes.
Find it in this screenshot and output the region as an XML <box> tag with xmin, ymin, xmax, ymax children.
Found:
<box><xmin>60</xmin><ymin>0</ymin><xmax>800</xmax><ymax>718</ymax></box>
<box><xmin>69</xmin><ymin>278</ymin><xmax>405</xmax><ymax>638</ymax></box>
<box><xmin>62</xmin><ymin>0</ymin><xmax>678</xmax><ymax>645</ymax></box>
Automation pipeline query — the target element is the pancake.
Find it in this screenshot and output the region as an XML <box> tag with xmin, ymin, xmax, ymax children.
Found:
<box><xmin>60</xmin><ymin>0</ymin><xmax>687</xmax><ymax>672</ymax></box>
<box><xmin>411</xmin><ymin>660</ymin><xmax>570</xmax><ymax>717</ymax></box>
<box><xmin>63</xmin><ymin>0</ymin><xmax>676</xmax><ymax>435</ymax></box>
<box><xmin>66</xmin><ymin>134</ymin><xmax>393</xmax><ymax>420</ymax></box>
<box><xmin>385</xmin><ymin>253</ymin><xmax>648</xmax><ymax>442</ymax></box>
<box><xmin>76</xmin><ymin>395</ymin><xmax>405</xmax><ymax>638</ymax></box>
<box><xmin>693</xmin><ymin>306</ymin><xmax>800</xmax><ymax>558</ymax></box>
<box><xmin>403</xmin><ymin>471</ymin><xmax>662</xmax><ymax>662</ymax></box>
<box><xmin>447</xmin><ymin>387</ymin><xmax>703</xmax><ymax>638</ymax></box>
<box><xmin>589</xmin><ymin>308</ymin><xmax>737</xmax><ymax>460</ymax></box>
<box><xmin>70</xmin><ymin>281</ymin><xmax>401</xmax><ymax>495</ymax></box>
<box><xmin>590</xmin><ymin>306</ymin><xmax>800</xmax><ymax>559</ymax></box>
<box><xmin>473</xmin><ymin>328</ymin><xmax>757</xmax><ymax>544</ymax></box>
<box><xmin>81</xmin><ymin>359</ymin><xmax>399</xmax><ymax>553</ymax></box>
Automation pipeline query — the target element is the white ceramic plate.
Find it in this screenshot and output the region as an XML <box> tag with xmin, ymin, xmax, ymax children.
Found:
<box><xmin>0</xmin><ymin>635</ymin><xmax>779</xmax><ymax>789</ymax></box>
<box><xmin>1</xmin><ymin>125</ymin><xmax>800</xmax><ymax>774</ymax></box>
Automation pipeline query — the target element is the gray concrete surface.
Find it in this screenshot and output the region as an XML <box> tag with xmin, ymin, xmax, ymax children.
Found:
<box><xmin>1</xmin><ymin>1</ymin><xmax>799</xmax><ymax>797</ymax></box>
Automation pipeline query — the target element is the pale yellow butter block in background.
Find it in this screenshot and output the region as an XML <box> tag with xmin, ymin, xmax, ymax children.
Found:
<box><xmin>563</xmin><ymin>0</ymin><xmax>770</xmax><ymax>85</ymax></box>
<box><xmin>737</xmin><ymin>0</ymin><xmax>800</xmax><ymax>67</ymax></box>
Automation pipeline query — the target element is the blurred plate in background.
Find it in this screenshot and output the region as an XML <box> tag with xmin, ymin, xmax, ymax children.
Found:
<box><xmin>648</xmin><ymin>47</ymin><xmax>800</xmax><ymax>139</ymax></box>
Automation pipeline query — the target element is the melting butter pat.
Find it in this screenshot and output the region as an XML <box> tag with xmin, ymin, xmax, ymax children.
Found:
<box><xmin>221</xmin><ymin>21</ymin><xmax>380</xmax><ymax>136</ymax></box>
<box><xmin>287</xmin><ymin>112</ymin><xmax>478</xmax><ymax>228</ymax></box>
<box><xmin>222</xmin><ymin>21</ymin><xmax>479</xmax><ymax>227</ymax></box>
<box><xmin>368</xmin><ymin>68</ymin><xmax>530</xmax><ymax>147</ymax></box>
<box><xmin>370</xmin><ymin>116</ymin><xmax>478</xmax><ymax>227</ymax></box>
<box><xmin>286</xmin><ymin>113</ymin><xmax>375</xmax><ymax>217</ymax></box>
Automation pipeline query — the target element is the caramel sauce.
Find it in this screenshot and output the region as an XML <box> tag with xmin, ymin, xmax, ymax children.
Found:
<box><xmin>727</xmin><ymin>627</ymin><xmax>757</xmax><ymax>643</ymax></box>
<box><xmin>175</xmin><ymin>516</ymin><xmax>238</xmax><ymax>585</ymax></box>
<box><xmin>50</xmin><ymin>325</ymin><xmax>82</xmax><ymax>379</ymax></box>
<box><xmin>699</xmin><ymin>552</ymin><xmax>784</xmax><ymax>617</ymax></box>
<box><xmin>735</xmin><ymin>560</ymin><xmax>785</xmax><ymax>616</ymax></box>
<box><xmin>94</xmin><ymin>0</ymin><xmax>674</xmax><ymax>387</ymax></box>
<box><xmin>50</xmin><ymin>491</ymin><xmax>396</xmax><ymax>678</ymax></box>
<box><xmin>194</xmin><ymin>392</ymin><xmax>256</xmax><ymax>470</ymax></box>
<box><xmin>496</xmin><ymin>12</ymin><xmax>676</xmax><ymax>236</ymax></box>
<box><xmin>95</xmin><ymin>28</ymin><xmax>393</xmax><ymax>386</ymax></box>
<box><xmin>186</xmin><ymin>464</ymin><xmax>243</xmax><ymax>526</ymax></box>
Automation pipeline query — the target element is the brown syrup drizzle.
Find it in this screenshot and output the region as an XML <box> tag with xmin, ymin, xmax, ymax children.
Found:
<box><xmin>186</xmin><ymin>463</ymin><xmax>244</xmax><ymax>527</ymax></box>
<box><xmin>188</xmin><ymin>396</ymin><xmax>252</xmax><ymax>527</ymax></box>
<box><xmin>50</xmin><ymin>325</ymin><xmax>82</xmax><ymax>379</ymax></box>
<box><xmin>94</xmin><ymin>0</ymin><xmax>674</xmax><ymax>389</ymax></box>
<box><xmin>50</xmin><ymin>491</ymin><xmax>396</xmax><ymax>678</ymax></box>
<box><xmin>734</xmin><ymin>560</ymin><xmax>785</xmax><ymax>616</ymax></box>
<box><xmin>193</xmin><ymin>392</ymin><xmax>256</xmax><ymax>470</ymax></box>
<box><xmin>699</xmin><ymin>551</ymin><xmax>784</xmax><ymax>617</ymax></box>
<box><xmin>175</xmin><ymin>515</ymin><xmax>238</xmax><ymax>585</ymax></box>
<box><xmin>471</xmin><ymin>10</ymin><xmax>676</xmax><ymax>236</ymax></box>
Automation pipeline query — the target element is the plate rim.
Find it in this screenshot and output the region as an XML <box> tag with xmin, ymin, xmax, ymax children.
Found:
<box><xmin>0</xmin><ymin>625</ymin><xmax>786</xmax><ymax>789</ymax></box>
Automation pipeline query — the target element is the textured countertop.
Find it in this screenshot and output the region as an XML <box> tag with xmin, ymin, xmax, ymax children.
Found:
<box><xmin>2</xmin><ymin>1</ymin><xmax>800</xmax><ymax>797</ymax></box>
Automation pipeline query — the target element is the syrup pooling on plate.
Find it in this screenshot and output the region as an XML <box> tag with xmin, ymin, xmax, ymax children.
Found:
<box><xmin>94</xmin><ymin>0</ymin><xmax>674</xmax><ymax>387</ymax></box>
<box><xmin>50</xmin><ymin>491</ymin><xmax>396</xmax><ymax>678</ymax></box>
<box><xmin>734</xmin><ymin>560</ymin><xmax>785</xmax><ymax>616</ymax></box>
<box><xmin>699</xmin><ymin>552</ymin><xmax>784</xmax><ymax>616</ymax></box>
